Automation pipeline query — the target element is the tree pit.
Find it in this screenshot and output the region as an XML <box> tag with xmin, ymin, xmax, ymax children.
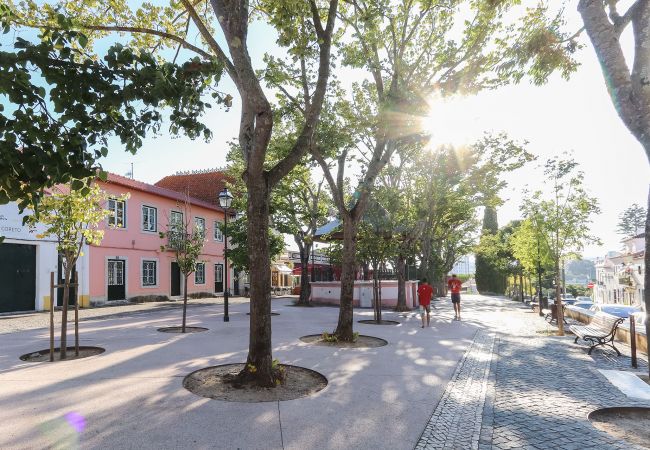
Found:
<box><xmin>20</xmin><ymin>346</ymin><xmax>105</xmax><ymax>362</ymax></box>
<box><xmin>358</xmin><ymin>319</ymin><xmax>400</xmax><ymax>325</ymax></box>
<box><xmin>157</xmin><ymin>326</ymin><xmax>208</xmax><ymax>333</ymax></box>
<box><xmin>299</xmin><ymin>334</ymin><xmax>387</xmax><ymax>348</ymax></box>
<box><xmin>588</xmin><ymin>407</ymin><xmax>650</xmax><ymax>448</ymax></box>
<box><xmin>183</xmin><ymin>363</ymin><xmax>327</xmax><ymax>402</ymax></box>
<box><xmin>245</xmin><ymin>312</ymin><xmax>280</xmax><ymax>316</ymax></box>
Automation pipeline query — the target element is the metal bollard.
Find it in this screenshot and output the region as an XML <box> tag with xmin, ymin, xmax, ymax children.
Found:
<box><xmin>630</xmin><ymin>314</ymin><xmax>637</xmax><ymax>369</ymax></box>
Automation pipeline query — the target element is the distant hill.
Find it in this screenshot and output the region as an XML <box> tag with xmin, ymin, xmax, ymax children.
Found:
<box><xmin>565</xmin><ymin>259</ymin><xmax>596</xmax><ymax>285</ymax></box>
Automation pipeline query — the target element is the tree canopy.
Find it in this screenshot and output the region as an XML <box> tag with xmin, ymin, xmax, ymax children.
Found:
<box><xmin>0</xmin><ymin>6</ymin><xmax>221</xmax><ymax>212</ymax></box>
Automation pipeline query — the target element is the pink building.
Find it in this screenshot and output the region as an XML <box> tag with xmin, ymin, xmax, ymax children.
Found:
<box><xmin>89</xmin><ymin>173</ymin><xmax>234</xmax><ymax>304</ymax></box>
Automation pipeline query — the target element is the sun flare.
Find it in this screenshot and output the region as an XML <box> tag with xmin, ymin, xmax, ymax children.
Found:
<box><xmin>421</xmin><ymin>93</ymin><xmax>484</xmax><ymax>151</ymax></box>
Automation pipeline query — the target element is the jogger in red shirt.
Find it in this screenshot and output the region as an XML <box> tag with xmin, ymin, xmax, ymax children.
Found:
<box><xmin>448</xmin><ymin>274</ymin><xmax>462</xmax><ymax>320</ymax></box>
<box><xmin>417</xmin><ymin>278</ymin><xmax>434</xmax><ymax>328</ymax></box>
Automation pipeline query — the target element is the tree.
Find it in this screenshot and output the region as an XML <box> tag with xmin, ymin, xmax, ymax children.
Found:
<box><xmin>219</xmin><ymin>215</ymin><xmax>285</xmax><ymax>275</ymax></box>
<box><xmin>8</xmin><ymin>0</ymin><xmax>340</xmax><ymax>387</ymax></box>
<box><xmin>475</xmin><ymin>206</ymin><xmax>506</xmax><ymax>294</ymax></box>
<box><xmin>159</xmin><ymin>197</ymin><xmax>206</xmax><ymax>333</ymax></box>
<box><xmin>577</xmin><ymin>0</ymin><xmax>650</xmax><ymax>375</ymax></box>
<box><xmin>312</xmin><ymin>1</ymin><xmax>573</xmax><ymax>340</ymax></box>
<box><xmin>616</xmin><ymin>203</ymin><xmax>646</xmax><ymax>237</ymax></box>
<box><xmin>0</xmin><ymin>8</ymin><xmax>219</xmax><ymax>213</ymax></box>
<box><xmin>520</xmin><ymin>157</ymin><xmax>601</xmax><ymax>335</ymax></box>
<box><xmin>26</xmin><ymin>179</ymin><xmax>110</xmax><ymax>360</ymax></box>
<box><xmin>356</xmin><ymin>198</ymin><xmax>395</xmax><ymax>322</ymax></box>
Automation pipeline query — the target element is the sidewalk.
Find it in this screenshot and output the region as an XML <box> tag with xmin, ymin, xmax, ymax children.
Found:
<box><xmin>1</xmin><ymin>294</ymin><xmax>648</xmax><ymax>449</ymax></box>
<box><xmin>416</xmin><ymin>295</ymin><xmax>650</xmax><ymax>450</ymax></box>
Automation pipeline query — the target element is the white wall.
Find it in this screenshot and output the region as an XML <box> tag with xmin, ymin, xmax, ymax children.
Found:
<box><xmin>0</xmin><ymin>203</ymin><xmax>89</xmax><ymax>311</ymax></box>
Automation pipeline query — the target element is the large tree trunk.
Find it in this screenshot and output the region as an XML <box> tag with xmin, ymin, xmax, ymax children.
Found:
<box><xmin>395</xmin><ymin>254</ymin><xmax>409</xmax><ymax>311</ymax></box>
<box><xmin>182</xmin><ymin>274</ymin><xmax>189</xmax><ymax>333</ymax></box>
<box><xmin>243</xmin><ymin>181</ymin><xmax>275</xmax><ymax>387</ymax></box>
<box><xmin>334</xmin><ymin>217</ymin><xmax>358</xmax><ymax>341</ymax></box>
<box><xmin>297</xmin><ymin>245</ymin><xmax>311</xmax><ymax>305</ymax></box>
<box><xmin>60</xmin><ymin>265</ymin><xmax>71</xmax><ymax>360</ymax></box>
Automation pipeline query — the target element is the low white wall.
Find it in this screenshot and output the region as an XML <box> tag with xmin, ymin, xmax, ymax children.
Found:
<box><xmin>311</xmin><ymin>280</ymin><xmax>418</xmax><ymax>309</ymax></box>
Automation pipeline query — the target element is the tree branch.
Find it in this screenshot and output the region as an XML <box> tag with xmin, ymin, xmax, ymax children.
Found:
<box><xmin>180</xmin><ymin>0</ymin><xmax>236</xmax><ymax>79</ymax></box>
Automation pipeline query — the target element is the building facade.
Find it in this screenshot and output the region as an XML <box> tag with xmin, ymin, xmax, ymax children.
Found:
<box><xmin>0</xmin><ymin>202</ymin><xmax>90</xmax><ymax>313</ymax></box>
<box><xmin>88</xmin><ymin>174</ymin><xmax>231</xmax><ymax>304</ymax></box>
<box><xmin>593</xmin><ymin>234</ymin><xmax>645</xmax><ymax>307</ymax></box>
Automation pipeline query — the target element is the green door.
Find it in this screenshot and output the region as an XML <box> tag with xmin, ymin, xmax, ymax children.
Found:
<box><xmin>0</xmin><ymin>243</ymin><xmax>36</xmax><ymax>313</ymax></box>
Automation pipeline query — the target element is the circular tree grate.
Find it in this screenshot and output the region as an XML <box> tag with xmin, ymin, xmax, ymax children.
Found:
<box><xmin>358</xmin><ymin>319</ymin><xmax>400</xmax><ymax>325</ymax></box>
<box><xmin>588</xmin><ymin>407</ymin><xmax>650</xmax><ymax>448</ymax></box>
<box><xmin>299</xmin><ymin>334</ymin><xmax>387</xmax><ymax>348</ymax></box>
<box><xmin>183</xmin><ymin>363</ymin><xmax>328</xmax><ymax>402</ymax></box>
<box><xmin>20</xmin><ymin>346</ymin><xmax>105</xmax><ymax>362</ymax></box>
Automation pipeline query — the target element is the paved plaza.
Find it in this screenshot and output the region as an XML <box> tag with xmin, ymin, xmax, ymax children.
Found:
<box><xmin>0</xmin><ymin>295</ymin><xmax>648</xmax><ymax>449</ymax></box>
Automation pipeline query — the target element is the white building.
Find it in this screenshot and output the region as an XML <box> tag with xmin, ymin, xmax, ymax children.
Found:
<box><xmin>0</xmin><ymin>203</ymin><xmax>89</xmax><ymax>313</ymax></box>
<box><xmin>594</xmin><ymin>234</ymin><xmax>645</xmax><ymax>308</ymax></box>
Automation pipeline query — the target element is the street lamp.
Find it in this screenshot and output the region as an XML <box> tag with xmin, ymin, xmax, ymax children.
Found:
<box><xmin>218</xmin><ymin>188</ymin><xmax>233</xmax><ymax>322</ymax></box>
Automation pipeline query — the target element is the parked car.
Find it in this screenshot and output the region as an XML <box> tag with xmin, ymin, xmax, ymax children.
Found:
<box><xmin>589</xmin><ymin>303</ymin><xmax>641</xmax><ymax>319</ymax></box>
<box><xmin>573</xmin><ymin>301</ymin><xmax>594</xmax><ymax>310</ymax></box>
<box><xmin>575</xmin><ymin>296</ymin><xmax>592</xmax><ymax>303</ymax></box>
<box><xmin>561</xmin><ymin>294</ymin><xmax>576</xmax><ymax>305</ymax></box>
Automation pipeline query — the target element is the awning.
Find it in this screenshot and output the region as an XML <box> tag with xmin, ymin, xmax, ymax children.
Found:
<box><xmin>273</xmin><ymin>264</ymin><xmax>293</xmax><ymax>274</ymax></box>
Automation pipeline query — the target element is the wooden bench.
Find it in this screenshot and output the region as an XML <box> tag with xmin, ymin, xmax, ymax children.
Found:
<box><xmin>542</xmin><ymin>303</ymin><xmax>567</xmax><ymax>325</ymax></box>
<box><xmin>570</xmin><ymin>311</ymin><xmax>625</xmax><ymax>355</ymax></box>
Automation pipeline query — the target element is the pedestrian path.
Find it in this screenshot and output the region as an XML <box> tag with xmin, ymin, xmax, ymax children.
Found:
<box><xmin>416</xmin><ymin>295</ymin><xmax>650</xmax><ymax>450</ymax></box>
<box><xmin>415</xmin><ymin>329</ymin><xmax>494</xmax><ymax>450</ymax></box>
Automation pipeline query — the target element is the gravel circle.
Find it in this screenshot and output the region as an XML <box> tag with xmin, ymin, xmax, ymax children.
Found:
<box><xmin>157</xmin><ymin>326</ymin><xmax>208</xmax><ymax>333</ymax></box>
<box><xmin>358</xmin><ymin>319</ymin><xmax>400</xmax><ymax>325</ymax></box>
<box><xmin>183</xmin><ymin>363</ymin><xmax>328</xmax><ymax>402</ymax></box>
<box><xmin>20</xmin><ymin>346</ymin><xmax>105</xmax><ymax>362</ymax></box>
<box><xmin>588</xmin><ymin>407</ymin><xmax>650</xmax><ymax>448</ymax></box>
<box><xmin>299</xmin><ymin>334</ymin><xmax>388</xmax><ymax>348</ymax></box>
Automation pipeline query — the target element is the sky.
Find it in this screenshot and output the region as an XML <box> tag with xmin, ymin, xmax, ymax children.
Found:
<box><xmin>35</xmin><ymin>4</ymin><xmax>650</xmax><ymax>258</ymax></box>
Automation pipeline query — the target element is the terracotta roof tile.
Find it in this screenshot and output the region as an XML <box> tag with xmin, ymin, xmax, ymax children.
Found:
<box><xmin>104</xmin><ymin>173</ymin><xmax>219</xmax><ymax>212</ymax></box>
<box><xmin>154</xmin><ymin>171</ymin><xmax>233</xmax><ymax>207</ymax></box>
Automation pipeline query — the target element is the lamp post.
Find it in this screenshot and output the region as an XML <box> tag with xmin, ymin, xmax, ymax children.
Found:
<box><xmin>218</xmin><ymin>188</ymin><xmax>233</xmax><ymax>322</ymax></box>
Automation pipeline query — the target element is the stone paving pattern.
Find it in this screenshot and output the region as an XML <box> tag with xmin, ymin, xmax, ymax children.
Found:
<box><xmin>415</xmin><ymin>330</ymin><xmax>494</xmax><ymax>450</ymax></box>
<box><xmin>417</xmin><ymin>297</ymin><xmax>650</xmax><ymax>450</ymax></box>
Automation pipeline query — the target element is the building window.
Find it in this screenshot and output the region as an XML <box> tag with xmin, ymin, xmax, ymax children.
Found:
<box><xmin>195</xmin><ymin>262</ymin><xmax>205</xmax><ymax>284</ymax></box>
<box><xmin>142</xmin><ymin>206</ymin><xmax>157</xmax><ymax>232</ymax></box>
<box><xmin>108</xmin><ymin>198</ymin><xmax>126</xmax><ymax>228</ymax></box>
<box><xmin>214</xmin><ymin>220</ymin><xmax>223</xmax><ymax>241</ymax></box>
<box><xmin>194</xmin><ymin>217</ymin><xmax>206</xmax><ymax>238</ymax></box>
<box><xmin>142</xmin><ymin>260</ymin><xmax>157</xmax><ymax>286</ymax></box>
<box><xmin>170</xmin><ymin>211</ymin><xmax>184</xmax><ymax>230</ymax></box>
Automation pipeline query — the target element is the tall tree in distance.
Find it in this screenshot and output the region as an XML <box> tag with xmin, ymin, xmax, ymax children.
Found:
<box><xmin>475</xmin><ymin>206</ymin><xmax>506</xmax><ymax>295</ymax></box>
<box><xmin>521</xmin><ymin>157</ymin><xmax>601</xmax><ymax>335</ymax></box>
<box><xmin>616</xmin><ymin>203</ymin><xmax>647</xmax><ymax>237</ymax></box>
<box><xmin>315</xmin><ymin>0</ymin><xmax>575</xmax><ymax>341</ymax></box>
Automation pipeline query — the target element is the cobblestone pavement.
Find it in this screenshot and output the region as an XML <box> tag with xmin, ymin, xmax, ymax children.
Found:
<box><xmin>417</xmin><ymin>295</ymin><xmax>650</xmax><ymax>450</ymax></box>
<box><xmin>415</xmin><ymin>329</ymin><xmax>495</xmax><ymax>450</ymax></box>
<box><xmin>0</xmin><ymin>295</ymin><xmax>265</xmax><ymax>334</ymax></box>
